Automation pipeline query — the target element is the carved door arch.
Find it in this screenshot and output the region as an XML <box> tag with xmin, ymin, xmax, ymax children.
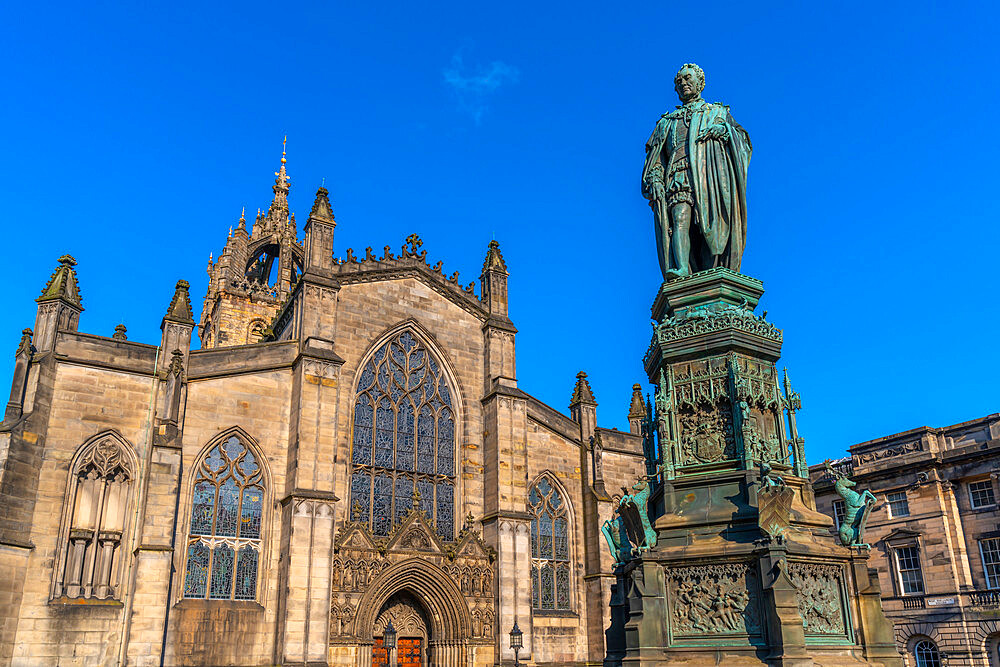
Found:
<box><xmin>373</xmin><ymin>591</ymin><xmax>430</xmax><ymax>667</ymax></box>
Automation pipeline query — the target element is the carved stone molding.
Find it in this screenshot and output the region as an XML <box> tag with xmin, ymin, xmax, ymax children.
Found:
<box><xmin>302</xmin><ymin>358</ymin><xmax>338</xmax><ymax>379</ymax></box>
<box><xmin>853</xmin><ymin>440</ymin><xmax>922</xmax><ymax>465</ymax></box>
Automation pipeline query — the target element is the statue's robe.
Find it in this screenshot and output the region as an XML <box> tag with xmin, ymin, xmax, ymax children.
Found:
<box><xmin>642</xmin><ymin>100</ymin><xmax>752</xmax><ymax>276</ymax></box>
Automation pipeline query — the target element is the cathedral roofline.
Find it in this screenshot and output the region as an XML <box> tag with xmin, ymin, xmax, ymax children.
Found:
<box><xmin>329</xmin><ymin>252</ymin><xmax>487</xmax><ymax>318</ymax></box>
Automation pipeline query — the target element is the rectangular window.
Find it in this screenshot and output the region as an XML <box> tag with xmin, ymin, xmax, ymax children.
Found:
<box><xmin>832</xmin><ymin>500</ymin><xmax>846</xmax><ymax>528</ymax></box>
<box><xmin>980</xmin><ymin>538</ymin><xmax>1000</xmax><ymax>589</ymax></box>
<box><xmin>894</xmin><ymin>545</ymin><xmax>924</xmax><ymax>595</ymax></box>
<box><xmin>970</xmin><ymin>480</ymin><xmax>996</xmax><ymax>509</ymax></box>
<box><xmin>887</xmin><ymin>491</ymin><xmax>910</xmax><ymax>518</ymax></box>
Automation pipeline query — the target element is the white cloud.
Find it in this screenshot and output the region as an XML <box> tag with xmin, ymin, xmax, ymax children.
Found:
<box><xmin>443</xmin><ymin>53</ymin><xmax>519</xmax><ymax>124</ymax></box>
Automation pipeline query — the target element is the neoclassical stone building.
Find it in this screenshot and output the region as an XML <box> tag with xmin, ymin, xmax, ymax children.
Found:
<box><xmin>811</xmin><ymin>414</ymin><xmax>1000</xmax><ymax>667</ymax></box>
<box><xmin>0</xmin><ymin>151</ymin><xmax>647</xmax><ymax>667</ymax></box>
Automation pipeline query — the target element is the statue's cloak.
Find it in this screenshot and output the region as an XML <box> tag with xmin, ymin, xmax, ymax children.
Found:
<box><xmin>642</xmin><ymin>101</ymin><xmax>752</xmax><ymax>273</ymax></box>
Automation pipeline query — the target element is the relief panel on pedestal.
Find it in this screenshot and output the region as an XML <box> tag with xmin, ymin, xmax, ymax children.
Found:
<box><xmin>665</xmin><ymin>562</ymin><xmax>764</xmax><ymax>646</ymax></box>
<box><xmin>787</xmin><ymin>562</ymin><xmax>852</xmax><ymax>644</ymax></box>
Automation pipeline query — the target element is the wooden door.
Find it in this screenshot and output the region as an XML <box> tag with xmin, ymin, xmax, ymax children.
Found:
<box><xmin>372</xmin><ymin>638</ymin><xmax>388</xmax><ymax>667</ymax></box>
<box><xmin>372</xmin><ymin>637</ymin><xmax>422</xmax><ymax>667</ymax></box>
<box><xmin>397</xmin><ymin>637</ymin><xmax>422</xmax><ymax>667</ymax></box>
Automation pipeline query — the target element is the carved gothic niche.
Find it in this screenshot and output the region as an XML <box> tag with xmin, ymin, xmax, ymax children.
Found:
<box><xmin>738</xmin><ymin>403</ymin><xmax>787</xmax><ymax>465</ymax></box>
<box><xmin>787</xmin><ymin>562</ymin><xmax>849</xmax><ymax>638</ymax></box>
<box><xmin>246</xmin><ymin>319</ymin><xmax>266</xmax><ymax>344</ymax></box>
<box><xmin>54</xmin><ymin>433</ymin><xmax>137</xmax><ymax>601</ymax></box>
<box><xmin>665</xmin><ymin>562</ymin><xmax>764</xmax><ymax>644</ymax></box>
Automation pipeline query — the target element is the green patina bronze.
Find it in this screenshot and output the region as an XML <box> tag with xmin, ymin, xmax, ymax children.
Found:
<box><xmin>642</xmin><ymin>64</ymin><xmax>752</xmax><ymax>281</ymax></box>
<box><xmin>825</xmin><ymin>460</ymin><xmax>877</xmax><ymax>547</ymax></box>
<box><xmin>601</xmin><ymin>498</ymin><xmax>633</xmax><ymax>566</ymax></box>
<box><xmin>618</xmin><ymin>477</ymin><xmax>657</xmax><ymax>553</ymax></box>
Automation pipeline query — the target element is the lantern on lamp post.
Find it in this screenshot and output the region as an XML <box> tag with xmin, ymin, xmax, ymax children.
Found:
<box><xmin>509</xmin><ymin>619</ymin><xmax>523</xmax><ymax>666</ymax></box>
<box><xmin>383</xmin><ymin>620</ymin><xmax>397</xmax><ymax>667</ymax></box>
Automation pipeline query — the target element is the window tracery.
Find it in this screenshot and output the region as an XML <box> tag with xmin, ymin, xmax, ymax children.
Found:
<box><xmin>55</xmin><ymin>434</ymin><xmax>135</xmax><ymax>600</ymax></box>
<box><xmin>183</xmin><ymin>435</ymin><xmax>264</xmax><ymax>600</ymax></box>
<box><xmin>349</xmin><ymin>330</ymin><xmax>456</xmax><ymax>539</ymax></box>
<box><xmin>529</xmin><ymin>476</ymin><xmax>571</xmax><ymax>610</ymax></box>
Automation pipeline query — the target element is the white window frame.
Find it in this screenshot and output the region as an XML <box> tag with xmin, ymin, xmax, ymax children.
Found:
<box><xmin>979</xmin><ymin>537</ymin><xmax>1000</xmax><ymax>589</ymax></box>
<box><xmin>892</xmin><ymin>544</ymin><xmax>925</xmax><ymax>596</ymax></box>
<box><xmin>832</xmin><ymin>499</ymin><xmax>846</xmax><ymax>529</ymax></box>
<box><xmin>969</xmin><ymin>479</ymin><xmax>997</xmax><ymax>509</ymax></box>
<box><xmin>886</xmin><ymin>491</ymin><xmax>910</xmax><ymax>518</ymax></box>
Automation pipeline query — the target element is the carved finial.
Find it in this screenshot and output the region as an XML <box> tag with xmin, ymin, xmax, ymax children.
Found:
<box><xmin>37</xmin><ymin>254</ymin><xmax>83</xmax><ymax>309</ymax></box>
<box><xmin>352</xmin><ymin>501</ymin><xmax>363</xmax><ymax>521</ymax></box>
<box><xmin>162</xmin><ymin>280</ymin><xmax>195</xmax><ymax>325</ymax></box>
<box><xmin>15</xmin><ymin>328</ymin><xmax>34</xmax><ymax>357</ymax></box>
<box><xmin>405</xmin><ymin>233</ymin><xmax>423</xmax><ymax>256</ymax></box>
<box><xmin>628</xmin><ymin>383</ymin><xmax>646</xmax><ymax>419</ymax></box>
<box><xmin>112</xmin><ymin>324</ymin><xmax>127</xmax><ymax>341</ymax></box>
<box><xmin>481</xmin><ymin>239</ymin><xmax>508</xmax><ymax>274</ymax></box>
<box><xmin>465</xmin><ymin>512</ymin><xmax>475</xmax><ymax>527</ymax></box>
<box><xmin>281</xmin><ymin>135</ymin><xmax>287</xmax><ymax>164</ymax></box>
<box><xmin>570</xmin><ymin>371</ymin><xmax>597</xmax><ymax>407</ymax></box>
<box><xmin>309</xmin><ymin>186</ymin><xmax>335</xmax><ymax>222</ymax></box>
<box><xmin>237</xmin><ymin>206</ymin><xmax>246</xmax><ymax>230</ymax></box>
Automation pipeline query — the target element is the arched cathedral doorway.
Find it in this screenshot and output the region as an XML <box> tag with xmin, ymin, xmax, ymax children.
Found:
<box><xmin>372</xmin><ymin>592</ymin><xmax>430</xmax><ymax>667</ymax></box>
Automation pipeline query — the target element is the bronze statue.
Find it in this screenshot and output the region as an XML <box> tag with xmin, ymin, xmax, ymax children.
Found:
<box><xmin>825</xmin><ymin>460</ymin><xmax>877</xmax><ymax>547</ymax></box>
<box><xmin>642</xmin><ymin>63</ymin><xmax>752</xmax><ymax>280</ymax></box>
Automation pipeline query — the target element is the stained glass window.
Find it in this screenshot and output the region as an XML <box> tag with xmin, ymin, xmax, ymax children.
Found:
<box><xmin>529</xmin><ymin>476</ymin><xmax>571</xmax><ymax>610</ymax></box>
<box><xmin>350</xmin><ymin>330</ymin><xmax>457</xmax><ymax>539</ymax></box>
<box><xmin>183</xmin><ymin>435</ymin><xmax>264</xmax><ymax>600</ymax></box>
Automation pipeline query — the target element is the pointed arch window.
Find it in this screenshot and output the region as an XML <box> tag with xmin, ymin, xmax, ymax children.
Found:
<box><xmin>350</xmin><ymin>330</ymin><xmax>456</xmax><ymax>539</ymax></box>
<box><xmin>529</xmin><ymin>476</ymin><xmax>571</xmax><ymax>611</ymax></box>
<box><xmin>55</xmin><ymin>434</ymin><xmax>135</xmax><ymax>600</ymax></box>
<box><xmin>183</xmin><ymin>435</ymin><xmax>264</xmax><ymax>600</ymax></box>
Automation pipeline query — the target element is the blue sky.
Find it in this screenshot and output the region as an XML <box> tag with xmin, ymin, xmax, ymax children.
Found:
<box><xmin>2</xmin><ymin>1</ymin><xmax>997</xmax><ymax>462</ymax></box>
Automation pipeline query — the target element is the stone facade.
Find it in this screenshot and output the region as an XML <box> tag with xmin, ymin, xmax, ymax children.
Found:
<box><xmin>0</xmin><ymin>153</ymin><xmax>646</xmax><ymax>666</ymax></box>
<box><xmin>811</xmin><ymin>414</ymin><xmax>1000</xmax><ymax>667</ymax></box>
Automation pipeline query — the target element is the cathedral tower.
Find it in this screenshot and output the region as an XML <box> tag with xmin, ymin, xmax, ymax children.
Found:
<box><xmin>200</xmin><ymin>139</ymin><xmax>305</xmax><ymax>348</ymax></box>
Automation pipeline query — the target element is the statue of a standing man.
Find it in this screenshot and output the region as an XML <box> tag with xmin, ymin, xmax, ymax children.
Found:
<box><xmin>642</xmin><ymin>64</ymin><xmax>752</xmax><ymax>281</ymax></box>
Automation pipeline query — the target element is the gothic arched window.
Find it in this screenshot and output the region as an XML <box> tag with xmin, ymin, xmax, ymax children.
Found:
<box><xmin>529</xmin><ymin>476</ymin><xmax>571</xmax><ymax>610</ymax></box>
<box><xmin>55</xmin><ymin>434</ymin><xmax>135</xmax><ymax>600</ymax></box>
<box><xmin>183</xmin><ymin>434</ymin><xmax>265</xmax><ymax>600</ymax></box>
<box><xmin>350</xmin><ymin>330</ymin><xmax>456</xmax><ymax>539</ymax></box>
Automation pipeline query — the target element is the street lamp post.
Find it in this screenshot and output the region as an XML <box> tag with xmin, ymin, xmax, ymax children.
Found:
<box><xmin>383</xmin><ymin>620</ymin><xmax>397</xmax><ymax>667</ymax></box>
<box><xmin>509</xmin><ymin>620</ymin><xmax>523</xmax><ymax>666</ymax></box>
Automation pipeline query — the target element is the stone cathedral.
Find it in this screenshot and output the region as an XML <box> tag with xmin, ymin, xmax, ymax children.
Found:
<box><xmin>0</xmin><ymin>143</ymin><xmax>648</xmax><ymax>667</ymax></box>
<box><xmin>0</xmin><ymin>64</ymin><xmax>906</xmax><ymax>667</ymax></box>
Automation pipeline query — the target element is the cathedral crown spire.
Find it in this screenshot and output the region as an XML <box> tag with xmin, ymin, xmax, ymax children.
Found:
<box><xmin>259</xmin><ymin>136</ymin><xmax>292</xmax><ymax>237</ymax></box>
